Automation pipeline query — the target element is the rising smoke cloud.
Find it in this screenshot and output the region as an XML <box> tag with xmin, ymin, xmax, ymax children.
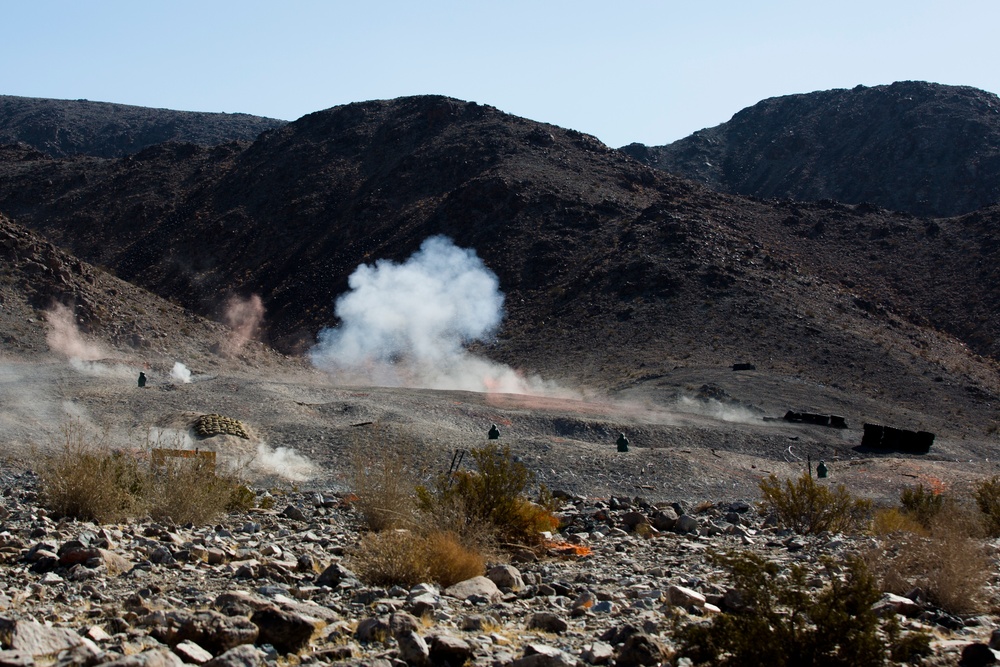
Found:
<box><xmin>45</xmin><ymin>303</ymin><xmax>106</xmax><ymax>361</ymax></box>
<box><xmin>170</xmin><ymin>362</ymin><xmax>192</xmax><ymax>383</ymax></box>
<box><xmin>310</xmin><ymin>236</ymin><xmax>568</xmax><ymax>395</ymax></box>
<box><xmin>222</xmin><ymin>294</ymin><xmax>265</xmax><ymax>357</ymax></box>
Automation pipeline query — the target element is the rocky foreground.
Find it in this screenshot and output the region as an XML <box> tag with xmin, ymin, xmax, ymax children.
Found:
<box><xmin>0</xmin><ymin>469</ymin><xmax>998</xmax><ymax>667</ymax></box>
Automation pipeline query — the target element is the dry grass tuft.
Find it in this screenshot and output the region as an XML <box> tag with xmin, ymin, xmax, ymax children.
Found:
<box><xmin>349</xmin><ymin>423</ymin><xmax>420</xmax><ymax>532</ymax></box>
<box><xmin>867</xmin><ymin>501</ymin><xmax>990</xmax><ymax>615</ymax></box>
<box><xmin>349</xmin><ymin>530</ymin><xmax>430</xmax><ymax>588</ymax></box>
<box><xmin>348</xmin><ymin>529</ymin><xmax>484</xmax><ymax>588</ymax></box>
<box><xmin>37</xmin><ymin>421</ymin><xmax>251</xmax><ymax>525</ymax></box>
<box><xmin>869</xmin><ymin>507</ymin><xmax>928</xmax><ymax>537</ymax></box>
<box><xmin>423</xmin><ymin>530</ymin><xmax>486</xmax><ymax>587</ymax></box>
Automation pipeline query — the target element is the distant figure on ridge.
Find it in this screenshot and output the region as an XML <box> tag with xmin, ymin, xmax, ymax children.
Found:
<box><xmin>617</xmin><ymin>432</ymin><xmax>630</xmax><ymax>452</ymax></box>
<box><xmin>138</xmin><ymin>371</ymin><xmax>147</xmax><ymax>388</ymax></box>
<box><xmin>488</xmin><ymin>423</ymin><xmax>500</xmax><ymax>440</ymax></box>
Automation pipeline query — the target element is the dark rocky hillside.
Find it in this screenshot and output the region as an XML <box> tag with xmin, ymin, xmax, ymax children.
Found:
<box><xmin>0</xmin><ymin>95</ymin><xmax>287</xmax><ymax>158</ymax></box>
<box><xmin>0</xmin><ymin>95</ymin><xmax>997</xmax><ymax>433</ymax></box>
<box><xmin>621</xmin><ymin>81</ymin><xmax>1000</xmax><ymax>218</ymax></box>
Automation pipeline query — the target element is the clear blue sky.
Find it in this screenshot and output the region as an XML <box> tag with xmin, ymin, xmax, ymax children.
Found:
<box><xmin>4</xmin><ymin>1</ymin><xmax>998</xmax><ymax>147</ymax></box>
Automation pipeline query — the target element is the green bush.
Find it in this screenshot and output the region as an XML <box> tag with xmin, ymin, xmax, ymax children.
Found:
<box><xmin>973</xmin><ymin>476</ymin><xmax>1000</xmax><ymax>537</ymax></box>
<box><xmin>899</xmin><ymin>484</ymin><xmax>945</xmax><ymax>528</ymax></box>
<box><xmin>676</xmin><ymin>552</ymin><xmax>920</xmax><ymax>667</ymax></box>
<box><xmin>416</xmin><ymin>443</ymin><xmax>557</xmax><ymax>545</ymax></box>
<box><xmin>759</xmin><ymin>473</ymin><xmax>871</xmax><ymax>534</ymax></box>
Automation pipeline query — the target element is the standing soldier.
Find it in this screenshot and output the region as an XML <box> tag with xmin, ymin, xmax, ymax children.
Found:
<box><xmin>617</xmin><ymin>432</ymin><xmax>630</xmax><ymax>452</ymax></box>
<box><xmin>138</xmin><ymin>372</ymin><xmax>147</xmax><ymax>388</ymax></box>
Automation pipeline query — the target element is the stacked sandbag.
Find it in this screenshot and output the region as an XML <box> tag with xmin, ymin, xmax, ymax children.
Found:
<box><xmin>193</xmin><ymin>414</ymin><xmax>250</xmax><ymax>439</ymax></box>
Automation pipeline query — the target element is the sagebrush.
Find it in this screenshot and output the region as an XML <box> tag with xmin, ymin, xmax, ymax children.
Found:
<box><xmin>416</xmin><ymin>442</ymin><xmax>558</xmax><ymax>545</ymax></box>
<box><xmin>676</xmin><ymin>552</ymin><xmax>927</xmax><ymax>666</ymax></box>
<box><xmin>758</xmin><ymin>472</ymin><xmax>871</xmax><ymax>534</ymax></box>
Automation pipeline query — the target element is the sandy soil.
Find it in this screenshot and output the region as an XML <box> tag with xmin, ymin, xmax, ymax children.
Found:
<box><xmin>3</xmin><ymin>348</ymin><xmax>995</xmax><ymax>508</ymax></box>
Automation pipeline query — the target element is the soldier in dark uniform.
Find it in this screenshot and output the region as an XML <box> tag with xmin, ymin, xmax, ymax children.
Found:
<box><xmin>488</xmin><ymin>423</ymin><xmax>500</xmax><ymax>440</ymax></box>
<box><xmin>138</xmin><ymin>372</ymin><xmax>147</xmax><ymax>388</ymax></box>
<box><xmin>617</xmin><ymin>432</ymin><xmax>630</xmax><ymax>452</ymax></box>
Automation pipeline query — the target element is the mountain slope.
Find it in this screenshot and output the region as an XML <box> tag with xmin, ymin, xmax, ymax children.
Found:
<box><xmin>622</xmin><ymin>81</ymin><xmax>1000</xmax><ymax>218</ymax></box>
<box><xmin>0</xmin><ymin>95</ymin><xmax>287</xmax><ymax>158</ymax></box>
<box><xmin>0</xmin><ymin>95</ymin><xmax>996</xmax><ymax>434</ymax></box>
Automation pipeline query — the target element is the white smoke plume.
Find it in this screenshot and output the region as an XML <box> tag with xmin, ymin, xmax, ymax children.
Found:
<box><xmin>222</xmin><ymin>294</ymin><xmax>265</xmax><ymax>356</ymax></box>
<box><xmin>170</xmin><ymin>362</ymin><xmax>192</xmax><ymax>383</ymax></box>
<box><xmin>310</xmin><ymin>236</ymin><xmax>569</xmax><ymax>394</ymax></box>
<box><xmin>45</xmin><ymin>304</ymin><xmax>106</xmax><ymax>361</ymax></box>
<box><xmin>249</xmin><ymin>443</ymin><xmax>316</xmax><ymax>482</ymax></box>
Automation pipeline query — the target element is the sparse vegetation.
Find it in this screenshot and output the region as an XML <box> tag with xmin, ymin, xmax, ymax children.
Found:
<box><xmin>899</xmin><ymin>483</ymin><xmax>945</xmax><ymax>528</ymax></box>
<box><xmin>866</xmin><ymin>484</ymin><xmax>991</xmax><ymax>615</ymax></box>
<box><xmin>758</xmin><ymin>472</ymin><xmax>872</xmax><ymax>534</ymax></box>
<box><xmin>37</xmin><ymin>422</ymin><xmax>252</xmax><ymax>525</ymax></box>
<box><xmin>348</xmin><ymin>529</ymin><xmax>483</xmax><ymax>589</ymax></box>
<box><xmin>349</xmin><ymin>424</ymin><xmax>420</xmax><ymax>532</ymax></box>
<box><xmin>416</xmin><ymin>442</ymin><xmax>559</xmax><ymax>545</ymax></box>
<box><xmin>348</xmin><ymin>441</ymin><xmax>558</xmax><ymax>588</ymax></box>
<box><xmin>676</xmin><ymin>552</ymin><xmax>905</xmax><ymax>667</ymax></box>
<box><xmin>973</xmin><ymin>475</ymin><xmax>1000</xmax><ymax>537</ymax></box>
<box><xmin>867</xmin><ymin>510</ymin><xmax>990</xmax><ymax>615</ymax></box>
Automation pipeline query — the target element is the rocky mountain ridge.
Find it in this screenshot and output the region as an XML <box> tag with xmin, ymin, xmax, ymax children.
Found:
<box><xmin>622</xmin><ymin>81</ymin><xmax>1000</xmax><ymax>218</ymax></box>
<box><xmin>0</xmin><ymin>95</ymin><xmax>996</xmax><ymax>436</ymax></box>
<box><xmin>0</xmin><ymin>95</ymin><xmax>286</xmax><ymax>158</ymax></box>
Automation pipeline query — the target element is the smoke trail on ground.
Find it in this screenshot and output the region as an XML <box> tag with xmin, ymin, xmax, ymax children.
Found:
<box><xmin>310</xmin><ymin>236</ymin><xmax>572</xmax><ymax>395</ymax></box>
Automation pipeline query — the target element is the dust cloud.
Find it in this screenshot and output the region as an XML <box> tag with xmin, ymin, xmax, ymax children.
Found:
<box><xmin>222</xmin><ymin>295</ymin><xmax>265</xmax><ymax>357</ymax></box>
<box><xmin>45</xmin><ymin>304</ymin><xmax>106</xmax><ymax>361</ymax></box>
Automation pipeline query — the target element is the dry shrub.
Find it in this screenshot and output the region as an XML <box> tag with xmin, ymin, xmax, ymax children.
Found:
<box><xmin>349</xmin><ymin>423</ymin><xmax>419</xmax><ymax>531</ymax></box>
<box><xmin>37</xmin><ymin>423</ymin><xmax>146</xmax><ymax>523</ymax></box>
<box><xmin>867</xmin><ymin>506</ymin><xmax>990</xmax><ymax>615</ymax></box>
<box><xmin>759</xmin><ymin>472</ymin><xmax>872</xmax><ymax>534</ymax></box>
<box><xmin>423</xmin><ymin>530</ymin><xmax>485</xmax><ymax>587</ymax></box>
<box><xmin>348</xmin><ymin>529</ymin><xmax>484</xmax><ymax>588</ymax></box>
<box><xmin>349</xmin><ymin>530</ymin><xmax>430</xmax><ymax>588</ymax></box>
<box><xmin>899</xmin><ymin>483</ymin><xmax>945</xmax><ymax>528</ymax></box>
<box><xmin>37</xmin><ymin>422</ymin><xmax>250</xmax><ymax>525</ymax></box>
<box><xmin>147</xmin><ymin>459</ymin><xmax>245</xmax><ymax>525</ymax></box>
<box><xmin>417</xmin><ymin>443</ymin><xmax>559</xmax><ymax>546</ymax></box>
<box><xmin>869</xmin><ymin>507</ymin><xmax>928</xmax><ymax>537</ymax></box>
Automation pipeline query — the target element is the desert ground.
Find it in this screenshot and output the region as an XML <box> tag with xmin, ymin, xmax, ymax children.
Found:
<box><xmin>2</xmin><ymin>343</ymin><xmax>994</xmax><ymax>508</ymax></box>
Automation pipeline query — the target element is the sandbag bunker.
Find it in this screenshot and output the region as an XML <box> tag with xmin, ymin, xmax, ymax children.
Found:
<box><xmin>862</xmin><ymin>423</ymin><xmax>935</xmax><ymax>453</ymax></box>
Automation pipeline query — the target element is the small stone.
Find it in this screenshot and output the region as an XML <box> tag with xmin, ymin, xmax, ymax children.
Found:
<box><xmin>674</xmin><ymin>515</ymin><xmax>699</xmax><ymax>534</ymax></box>
<box><xmin>429</xmin><ymin>635</ymin><xmax>473</xmax><ymax>665</ymax></box>
<box><xmin>173</xmin><ymin>641</ymin><xmax>213</xmax><ymax>665</ymax></box>
<box><xmin>395</xmin><ymin>630</ymin><xmax>429</xmax><ymax>666</ymax></box>
<box><xmin>527</xmin><ymin>612</ymin><xmax>568</xmax><ymax>633</ymax></box>
<box><xmin>443</xmin><ymin>576</ymin><xmax>501</xmax><ymax>603</ymax></box>
<box><xmin>667</xmin><ymin>585</ymin><xmax>705</xmax><ymax>608</ymax></box>
<box><xmin>281</xmin><ymin>505</ymin><xmax>306</xmax><ymax>521</ymax></box>
<box><xmin>513</xmin><ymin>644</ymin><xmax>577</xmax><ymax>667</ymax></box>
<box><xmin>616</xmin><ymin>633</ymin><xmax>669</xmax><ymax>667</ymax></box>
<box><xmin>960</xmin><ymin>642</ymin><xmax>997</xmax><ymax>667</ymax></box>
<box><xmin>203</xmin><ymin>645</ymin><xmax>265</xmax><ymax>667</ymax></box>
<box><xmin>487</xmin><ymin>564</ymin><xmax>525</xmax><ymax>591</ymax></box>
<box><xmin>250</xmin><ymin>608</ymin><xmax>319</xmax><ymax>654</ymax></box>
<box><xmin>581</xmin><ymin>641</ymin><xmax>614</xmax><ymax>665</ymax></box>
